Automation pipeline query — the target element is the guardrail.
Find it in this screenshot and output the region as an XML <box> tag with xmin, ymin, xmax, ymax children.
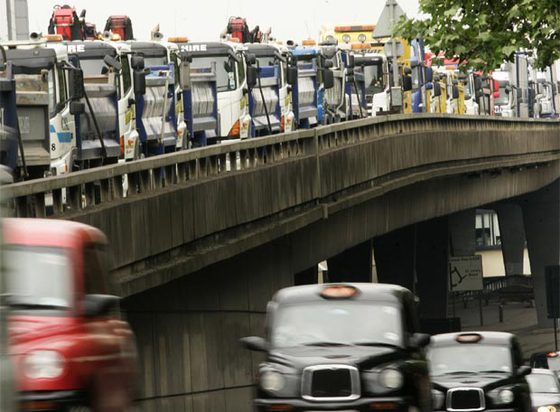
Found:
<box><xmin>2</xmin><ymin>114</ymin><xmax>559</xmax><ymax>219</ymax></box>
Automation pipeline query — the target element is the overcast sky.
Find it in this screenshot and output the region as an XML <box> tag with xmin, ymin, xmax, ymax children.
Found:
<box><xmin>27</xmin><ymin>0</ymin><xmax>420</xmax><ymax>42</ymax></box>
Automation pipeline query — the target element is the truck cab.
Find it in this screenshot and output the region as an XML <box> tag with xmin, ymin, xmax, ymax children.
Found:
<box><xmin>0</xmin><ymin>46</ymin><xmax>19</xmax><ymax>175</ymax></box>
<box><xmin>492</xmin><ymin>69</ymin><xmax>514</xmax><ymax>117</ymax></box>
<box><xmin>244</xmin><ymin>43</ymin><xmax>288</xmax><ymax>136</ymax></box>
<box><xmin>181</xmin><ymin>42</ymin><xmax>249</xmax><ymax>140</ymax></box>
<box><xmin>287</xmin><ymin>44</ymin><xmax>322</xmax><ymax>129</ymax></box>
<box><xmin>1</xmin><ymin>36</ymin><xmax>83</xmax><ymax>179</ymax></box>
<box><xmin>352</xmin><ymin>49</ymin><xmax>389</xmax><ymax>116</ymax></box>
<box><xmin>3</xmin><ymin>218</ymin><xmax>138</xmax><ymax>411</ymax></box>
<box><xmin>67</xmin><ymin>40</ymin><xmax>134</xmax><ymax>166</ymax></box>
<box><xmin>242</xmin><ymin>283</ymin><xmax>432</xmax><ymax>412</ymax></box>
<box><xmin>126</xmin><ymin>41</ymin><xmax>179</xmax><ymax>156</ymax></box>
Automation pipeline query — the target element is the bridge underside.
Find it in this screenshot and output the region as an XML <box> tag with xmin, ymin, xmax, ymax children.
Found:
<box><xmin>124</xmin><ymin>173</ymin><xmax>559</xmax><ymax>411</ymax></box>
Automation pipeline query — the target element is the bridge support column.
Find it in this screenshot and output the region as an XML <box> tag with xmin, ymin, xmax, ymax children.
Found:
<box><xmin>294</xmin><ymin>266</ymin><xmax>319</xmax><ymax>285</ymax></box>
<box><xmin>496</xmin><ymin>203</ymin><xmax>526</xmax><ymax>276</ymax></box>
<box><xmin>327</xmin><ymin>241</ymin><xmax>373</xmax><ymax>283</ymax></box>
<box><xmin>373</xmin><ymin>226</ymin><xmax>416</xmax><ymax>291</ymax></box>
<box><xmin>449</xmin><ymin>210</ymin><xmax>476</xmax><ymax>257</ymax></box>
<box><xmin>520</xmin><ymin>180</ymin><xmax>560</xmax><ymax>327</ymax></box>
<box><xmin>415</xmin><ymin>217</ymin><xmax>450</xmax><ymax>319</ymax></box>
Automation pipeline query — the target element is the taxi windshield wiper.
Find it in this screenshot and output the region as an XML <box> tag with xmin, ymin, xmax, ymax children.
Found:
<box><xmin>479</xmin><ymin>369</ymin><xmax>508</xmax><ymax>373</ymax></box>
<box><xmin>436</xmin><ymin>371</ymin><xmax>476</xmax><ymax>375</ymax></box>
<box><xmin>302</xmin><ymin>342</ymin><xmax>349</xmax><ymax>347</ymax></box>
<box><xmin>9</xmin><ymin>302</ymin><xmax>67</xmax><ymax>310</ymax></box>
<box><xmin>351</xmin><ymin>342</ymin><xmax>400</xmax><ymax>348</ymax></box>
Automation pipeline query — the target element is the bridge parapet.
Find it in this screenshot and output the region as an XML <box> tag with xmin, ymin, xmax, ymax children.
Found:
<box><xmin>2</xmin><ymin>114</ymin><xmax>559</xmax><ymax>296</ymax></box>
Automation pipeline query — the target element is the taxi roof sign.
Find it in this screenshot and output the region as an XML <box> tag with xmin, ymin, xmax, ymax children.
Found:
<box><xmin>456</xmin><ymin>333</ymin><xmax>483</xmax><ymax>344</ymax></box>
<box><xmin>320</xmin><ymin>285</ymin><xmax>360</xmax><ymax>299</ymax></box>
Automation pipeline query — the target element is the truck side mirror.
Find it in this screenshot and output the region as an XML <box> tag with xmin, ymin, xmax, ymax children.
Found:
<box><xmin>245</xmin><ymin>52</ymin><xmax>256</xmax><ymax>66</ymax></box>
<box><xmin>84</xmin><ymin>294</ymin><xmax>120</xmax><ymax>317</ymax></box>
<box><xmin>402</xmin><ymin>75</ymin><xmax>412</xmax><ymax>92</ymax></box>
<box><xmin>287</xmin><ymin>66</ymin><xmax>298</xmax><ymax>86</ymax></box>
<box><xmin>433</xmin><ymin>82</ymin><xmax>441</xmax><ymax>97</ymax></box>
<box><xmin>133</xmin><ymin>70</ymin><xmax>146</xmax><ymax>96</ymax></box>
<box><xmin>323</xmin><ymin>59</ymin><xmax>334</xmax><ymax>69</ymax></box>
<box><xmin>70</xmin><ymin>101</ymin><xmax>85</xmax><ymax>115</ymax></box>
<box><xmin>247</xmin><ymin>66</ymin><xmax>257</xmax><ymax>88</ymax></box>
<box><xmin>505</xmin><ymin>85</ymin><xmax>511</xmax><ymax>94</ymax></box>
<box><xmin>322</xmin><ymin>68</ymin><xmax>334</xmax><ymax>89</ymax></box>
<box><xmin>131</xmin><ymin>55</ymin><xmax>145</xmax><ymax>71</ymax></box>
<box><xmin>180</xmin><ymin>62</ymin><xmax>191</xmax><ymax>89</ymax></box>
<box><xmin>68</xmin><ymin>68</ymin><xmax>85</xmax><ymax>100</ymax></box>
<box><xmin>409</xmin><ymin>333</ymin><xmax>431</xmax><ymax>349</ymax></box>
<box><xmin>452</xmin><ymin>85</ymin><xmax>460</xmax><ymax>99</ymax></box>
<box><xmin>103</xmin><ymin>55</ymin><xmax>122</xmax><ymax>72</ymax></box>
<box><xmin>425</xmin><ymin>67</ymin><xmax>433</xmax><ymax>83</ymax></box>
<box><xmin>474</xmin><ymin>77</ymin><xmax>482</xmax><ymax>92</ymax></box>
<box><xmin>347</xmin><ymin>54</ymin><xmax>355</xmax><ymax>68</ymax></box>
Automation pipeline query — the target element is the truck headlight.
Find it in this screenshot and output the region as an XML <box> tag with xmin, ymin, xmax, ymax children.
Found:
<box><xmin>379</xmin><ymin>368</ymin><xmax>404</xmax><ymax>390</ymax></box>
<box><xmin>23</xmin><ymin>350</ymin><xmax>64</xmax><ymax>379</ymax></box>
<box><xmin>260</xmin><ymin>371</ymin><xmax>285</xmax><ymax>393</ymax></box>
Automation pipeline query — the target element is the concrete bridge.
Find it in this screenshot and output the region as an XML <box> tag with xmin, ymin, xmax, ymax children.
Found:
<box><xmin>3</xmin><ymin>114</ymin><xmax>559</xmax><ymax>410</ymax></box>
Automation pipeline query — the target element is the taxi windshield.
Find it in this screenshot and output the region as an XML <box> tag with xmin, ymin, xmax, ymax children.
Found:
<box><xmin>5</xmin><ymin>245</ymin><xmax>73</xmax><ymax>311</ymax></box>
<box><xmin>271</xmin><ymin>302</ymin><xmax>402</xmax><ymax>348</ymax></box>
<box><xmin>428</xmin><ymin>344</ymin><xmax>512</xmax><ymax>375</ymax></box>
<box><xmin>527</xmin><ymin>373</ymin><xmax>560</xmax><ymax>394</ymax></box>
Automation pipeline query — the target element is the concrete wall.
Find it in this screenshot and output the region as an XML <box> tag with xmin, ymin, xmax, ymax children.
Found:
<box><xmin>123</xmin><ymin>239</ymin><xmax>294</xmax><ymax>411</ymax></box>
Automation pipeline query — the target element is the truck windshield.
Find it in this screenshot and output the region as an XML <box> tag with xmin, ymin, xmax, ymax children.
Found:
<box><xmin>428</xmin><ymin>344</ymin><xmax>512</xmax><ymax>376</ymax></box>
<box><xmin>15</xmin><ymin>69</ymin><xmax>57</xmax><ymax>117</ymax></box>
<box><xmin>363</xmin><ymin>62</ymin><xmax>385</xmax><ymax>94</ymax></box>
<box><xmin>496</xmin><ymin>81</ymin><xmax>509</xmax><ymax>105</ymax></box>
<box><xmin>191</xmin><ymin>55</ymin><xmax>236</xmax><ymax>92</ymax></box>
<box><xmin>4</xmin><ymin>246</ymin><xmax>73</xmax><ymax>310</ymax></box>
<box><xmin>144</xmin><ymin>56</ymin><xmax>168</xmax><ymax>67</ymax></box>
<box><xmin>79</xmin><ymin>58</ymin><xmax>108</xmax><ymax>77</ymax></box>
<box><xmin>271</xmin><ymin>302</ymin><xmax>402</xmax><ymax>348</ymax></box>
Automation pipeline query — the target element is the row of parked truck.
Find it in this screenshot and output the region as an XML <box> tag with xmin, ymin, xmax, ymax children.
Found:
<box><xmin>1</xmin><ymin>27</ymin><xmax>559</xmax><ymax>181</ymax></box>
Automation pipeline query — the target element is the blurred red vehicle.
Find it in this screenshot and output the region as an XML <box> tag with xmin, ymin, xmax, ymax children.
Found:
<box><xmin>3</xmin><ymin>219</ymin><xmax>138</xmax><ymax>412</ymax></box>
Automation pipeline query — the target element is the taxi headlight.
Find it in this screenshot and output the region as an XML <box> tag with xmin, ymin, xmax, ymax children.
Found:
<box><xmin>260</xmin><ymin>371</ymin><xmax>285</xmax><ymax>393</ymax></box>
<box><xmin>499</xmin><ymin>389</ymin><xmax>515</xmax><ymax>404</ymax></box>
<box><xmin>538</xmin><ymin>407</ymin><xmax>558</xmax><ymax>412</ymax></box>
<box><xmin>379</xmin><ymin>368</ymin><xmax>404</xmax><ymax>390</ymax></box>
<box><xmin>23</xmin><ymin>350</ymin><xmax>64</xmax><ymax>379</ymax></box>
<box><xmin>489</xmin><ymin>387</ymin><xmax>515</xmax><ymax>405</ymax></box>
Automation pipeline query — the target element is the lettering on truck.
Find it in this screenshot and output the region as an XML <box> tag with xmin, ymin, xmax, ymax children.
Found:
<box><xmin>180</xmin><ymin>44</ymin><xmax>207</xmax><ymax>52</ymax></box>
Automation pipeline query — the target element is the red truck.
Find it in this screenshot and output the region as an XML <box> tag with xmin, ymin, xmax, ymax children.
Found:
<box><xmin>3</xmin><ymin>219</ymin><xmax>138</xmax><ymax>411</ymax></box>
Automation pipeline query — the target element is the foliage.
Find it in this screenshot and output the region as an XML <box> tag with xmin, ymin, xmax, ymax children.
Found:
<box><xmin>395</xmin><ymin>0</ymin><xmax>560</xmax><ymax>70</ymax></box>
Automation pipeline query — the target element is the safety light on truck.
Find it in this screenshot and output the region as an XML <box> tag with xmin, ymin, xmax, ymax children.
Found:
<box><xmin>320</xmin><ymin>285</ymin><xmax>359</xmax><ymax>299</ymax></box>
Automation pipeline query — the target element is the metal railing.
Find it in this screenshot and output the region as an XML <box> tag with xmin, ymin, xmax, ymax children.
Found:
<box><xmin>1</xmin><ymin>114</ymin><xmax>559</xmax><ymax>219</ymax></box>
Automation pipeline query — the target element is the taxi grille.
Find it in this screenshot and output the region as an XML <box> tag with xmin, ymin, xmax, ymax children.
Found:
<box><xmin>447</xmin><ymin>388</ymin><xmax>485</xmax><ymax>411</ymax></box>
<box><xmin>302</xmin><ymin>365</ymin><xmax>360</xmax><ymax>401</ymax></box>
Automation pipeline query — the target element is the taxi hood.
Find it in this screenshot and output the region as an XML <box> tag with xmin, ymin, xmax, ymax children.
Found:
<box><xmin>268</xmin><ymin>344</ymin><xmax>404</xmax><ymax>371</ymax></box>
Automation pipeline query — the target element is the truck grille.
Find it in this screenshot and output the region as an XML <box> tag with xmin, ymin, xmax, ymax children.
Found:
<box><xmin>447</xmin><ymin>388</ymin><xmax>485</xmax><ymax>411</ymax></box>
<box><xmin>302</xmin><ymin>364</ymin><xmax>360</xmax><ymax>402</ymax></box>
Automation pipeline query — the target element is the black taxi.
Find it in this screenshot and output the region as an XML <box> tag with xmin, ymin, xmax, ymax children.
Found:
<box><xmin>428</xmin><ymin>332</ymin><xmax>532</xmax><ymax>412</ymax></box>
<box><xmin>240</xmin><ymin>283</ymin><xmax>433</xmax><ymax>412</ymax></box>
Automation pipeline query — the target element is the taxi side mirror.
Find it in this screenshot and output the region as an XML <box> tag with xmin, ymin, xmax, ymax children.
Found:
<box><xmin>240</xmin><ymin>336</ymin><xmax>268</xmax><ymax>352</ymax></box>
<box><xmin>84</xmin><ymin>294</ymin><xmax>120</xmax><ymax>317</ymax></box>
<box><xmin>517</xmin><ymin>365</ymin><xmax>531</xmax><ymax>377</ymax></box>
<box><xmin>409</xmin><ymin>333</ymin><xmax>431</xmax><ymax>349</ymax></box>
